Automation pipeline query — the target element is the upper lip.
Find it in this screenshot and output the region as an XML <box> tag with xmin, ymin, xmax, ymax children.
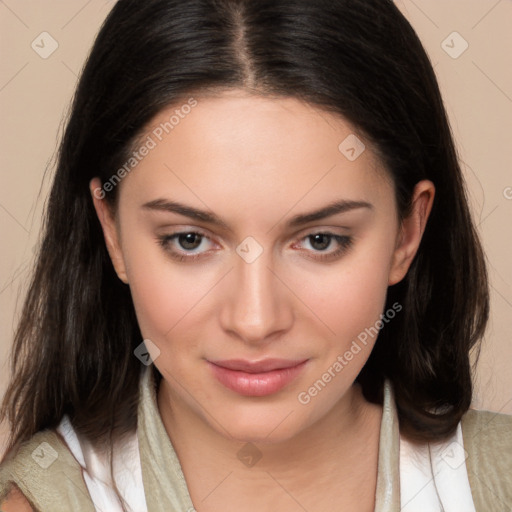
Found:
<box><xmin>209</xmin><ymin>358</ymin><xmax>308</xmax><ymax>373</ymax></box>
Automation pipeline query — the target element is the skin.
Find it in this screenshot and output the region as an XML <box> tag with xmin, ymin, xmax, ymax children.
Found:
<box><xmin>89</xmin><ymin>89</ymin><xmax>434</xmax><ymax>511</ymax></box>
<box><xmin>1</xmin><ymin>484</ymin><xmax>34</xmax><ymax>511</ymax></box>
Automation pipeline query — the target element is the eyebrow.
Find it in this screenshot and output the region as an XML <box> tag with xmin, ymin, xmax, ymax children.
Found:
<box><xmin>141</xmin><ymin>198</ymin><xmax>373</xmax><ymax>230</ymax></box>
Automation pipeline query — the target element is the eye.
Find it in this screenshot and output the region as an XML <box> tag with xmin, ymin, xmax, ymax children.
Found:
<box><xmin>157</xmin><ymin>231</ymin><xmax>216</xmax><ymax>262</ymax></box>
<box><xmin>294</xmin><ymin>232</ymin><xmax>353</xmax><ymax>261</ymax></box>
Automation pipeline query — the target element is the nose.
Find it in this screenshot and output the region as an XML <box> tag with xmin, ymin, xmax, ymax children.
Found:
<box><xmin>220</xmin><ymin>246</ymin><xmax>294</xmax><ymax>345</ymax></box>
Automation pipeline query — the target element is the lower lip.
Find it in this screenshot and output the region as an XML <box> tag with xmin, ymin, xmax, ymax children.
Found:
<box><xmin>208</xmin><ymin>361</ymin><xmax>308</xmax><ymax>397</ymax></box>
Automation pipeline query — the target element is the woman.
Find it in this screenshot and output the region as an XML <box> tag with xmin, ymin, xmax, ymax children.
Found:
<box><xmin>1</xmin><ymin>0</ymin><xmax>511</xmax><ymax>510</ymax></box>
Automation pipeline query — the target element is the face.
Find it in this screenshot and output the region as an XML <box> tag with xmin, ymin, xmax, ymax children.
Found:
<box><xmin>91</xmin><ymin>89</ymin><xmax>434</xmax><ymax>443</ymax></box>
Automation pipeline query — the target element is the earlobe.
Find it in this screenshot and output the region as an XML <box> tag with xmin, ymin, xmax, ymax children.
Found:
<box><xmin>89</xmin><ymin>178</ymin><xmax>129</xmax><ymax>284</ymax></box>
<box><xmin>388</xmin><ymin>180</ymin><xmax>435</xmax><ymax>286</ymax></box>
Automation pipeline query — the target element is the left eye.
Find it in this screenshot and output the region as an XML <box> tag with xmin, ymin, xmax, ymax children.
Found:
<box><xmin>294</xmin><ymin>232</ymin><xmax>353</xmax><ymax>260</ymax></box>
<box><xmin>170</xmin><ymin>232</ymin><xmax>206</xmax><ymax>251</ymax></box>
<box><xmin>302</xmin><ymin>233</ymin><xmax>339</xmax><ymax>251</ymax></box>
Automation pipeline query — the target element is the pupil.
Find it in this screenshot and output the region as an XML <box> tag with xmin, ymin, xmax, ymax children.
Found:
<box><xmin>311</xmin><ymin>234</ymin><xmax>330</xmax><ymax>251</ymax></box>
<box><xmin>180</xmin><ymin>233</ymin><xmax>201</xmax><ymax>250</ymax></box>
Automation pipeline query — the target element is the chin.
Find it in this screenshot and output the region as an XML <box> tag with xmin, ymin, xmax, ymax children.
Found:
<box><xmin>207</xmin><ymin>402</ymin><xmax>313</xmax><ymax>445</ymax></box>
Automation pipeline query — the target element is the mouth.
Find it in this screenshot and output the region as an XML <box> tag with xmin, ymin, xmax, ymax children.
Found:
<box><xmin>207</xmin><ymin>358</ymin><xmax>309</xmax><ymax>397</ymax></box>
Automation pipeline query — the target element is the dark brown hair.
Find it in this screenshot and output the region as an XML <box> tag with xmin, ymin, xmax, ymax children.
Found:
<box><xmin>1</xmin><ymin>0</ymin><xmax>488</xmax><ymax>473</ymax></box>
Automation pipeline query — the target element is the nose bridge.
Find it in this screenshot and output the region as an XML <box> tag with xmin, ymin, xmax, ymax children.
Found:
<box><xmin>221</xmin><ymin>242</ymin><xmax>291</xmax><ymax>343</ymax></box>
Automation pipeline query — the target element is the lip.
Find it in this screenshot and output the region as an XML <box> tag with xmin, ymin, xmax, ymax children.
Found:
<box><xmin>208</xmin><ymin>358</ymin><xmax>309</xmax><ymax>397</ymax></box>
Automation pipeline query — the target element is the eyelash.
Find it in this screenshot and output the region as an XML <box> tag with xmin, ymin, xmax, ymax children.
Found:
<box><xmin>157</xmin><ymin>230</ymin><xmax>353</xmax><ymax>263</ymax></box>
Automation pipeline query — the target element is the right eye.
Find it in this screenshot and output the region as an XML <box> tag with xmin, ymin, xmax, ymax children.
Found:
<box><xmin>157</xmin><ymin>231</ymin><xmax>217</xmax><ymax>262</ymax></box>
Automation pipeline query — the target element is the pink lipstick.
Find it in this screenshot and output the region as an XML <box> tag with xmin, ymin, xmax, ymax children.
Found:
<box><xmin>208</xmin><ymin>358</ymin><xmax>308</xmax><ymax>396</ymax></box>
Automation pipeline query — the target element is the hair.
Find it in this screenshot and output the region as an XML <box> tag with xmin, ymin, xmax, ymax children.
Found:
<box><xmin>1</xmin><ymin>0</ymin><xmax>488</xmax><ymax>497</ymax></box>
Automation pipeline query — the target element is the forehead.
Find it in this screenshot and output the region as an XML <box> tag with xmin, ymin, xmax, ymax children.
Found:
<box><xmin>117</xmin><ymin>90</ymin><xmax>393</xmax><ymax>221</ymax></box>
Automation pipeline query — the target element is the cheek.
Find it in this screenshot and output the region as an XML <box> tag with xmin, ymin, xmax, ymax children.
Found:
<box><xmin>288</xmin><ymin>237</ymin><xmax>395</xmax><ymax>346</ymax></box>
<box><xmin>121</xmin><ymin>234</ymin><xmax>216</xmax><ymax>341</ymax></box>
<box><xmin>336</xmin><ymin>260</ymin><xmax>390</xmax><ymax>335</ymax></box>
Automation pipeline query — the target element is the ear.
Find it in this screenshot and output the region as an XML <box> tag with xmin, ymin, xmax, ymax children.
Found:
<box><xmin>388</xmin><ymin>180</ymin><xmax>435</xmax><ymax>286</ymax></box>
<box><xmin>89</xmin><ymin>177</ymin><xmax>129</xmax><ymax>284</ymax></box>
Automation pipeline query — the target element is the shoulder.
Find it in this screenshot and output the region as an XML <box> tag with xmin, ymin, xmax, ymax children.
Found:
<box><xmin>1</xmin><ymin>484</ymin><xmax>35</xmax><ymax>512</ymax></box>
<box><xmin>461</xmin><ymin>408</ymin><xmax>512</xmax><ymax>508</ymax></box>
<box><xmin>0</xmin><ymin>427</ymin><xmax>95</xmax><ymax>511</ymax></box>
<box><xmin>461</xmin><ymin>407</ymin><xmax>512</xmax><ymax>451</ymax></box>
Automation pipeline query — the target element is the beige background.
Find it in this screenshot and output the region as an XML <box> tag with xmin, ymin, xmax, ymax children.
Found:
<box><xmin>1</xmin><ymin>0</ymin><xmax>511</xmax><ymax>456</ymax></box>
